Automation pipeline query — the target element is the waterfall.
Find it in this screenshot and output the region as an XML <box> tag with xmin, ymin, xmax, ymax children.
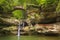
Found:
<box><xmin>18</xmin><ymin>22</ymin><xmax>20</xmax><ymax>40</ymax></box>
<box><xmin>17</xmin><ymin>20</ymin><xmax>24</xmax><ymax>40</ymax></box>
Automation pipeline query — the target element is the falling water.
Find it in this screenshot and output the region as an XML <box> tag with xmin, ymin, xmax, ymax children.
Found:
<box><xmin>18</xmin><ymin>22</ymin><xmax>20</xmax><ymax>40</ymax></box>
<box><xmin>17</xmin><ymin>20</ymin><xmax>24</xmax><ymax>40</ymax></box>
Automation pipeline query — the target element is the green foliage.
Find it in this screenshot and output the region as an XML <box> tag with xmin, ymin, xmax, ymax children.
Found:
<box><xmin>12</xmin><ymin>10</ymin><xmax>25</xmax><ymax>19</ymax></box>
<box><xmin>0</xmin><ymin>0</ymin><xmax>60</xmax><ymax>21</ymax></box>
<box><xmin>0</xmin><ymin>0</ymin><xmax>20</xmax><ymax>13</ymax></box>
<box><xmin>56</xmin><ymin>0</ymin><xmax>60</xmax><ymax>12</ymax></box>
<box><xmin>36</xmin><ymin>0</ymin><xmax>47</xmax><ymax>5</ymax></box>
<box><xmin>0</xmin><ymin>0</ymin><xmax>6</xmax><ymax>4</ymax></box>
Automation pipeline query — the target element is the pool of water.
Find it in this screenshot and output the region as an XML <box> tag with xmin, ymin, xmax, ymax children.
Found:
<box><xmin>0</xmin><ymin>35</ymin><xmax>60</xmax><ymax>40</ymax></box>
